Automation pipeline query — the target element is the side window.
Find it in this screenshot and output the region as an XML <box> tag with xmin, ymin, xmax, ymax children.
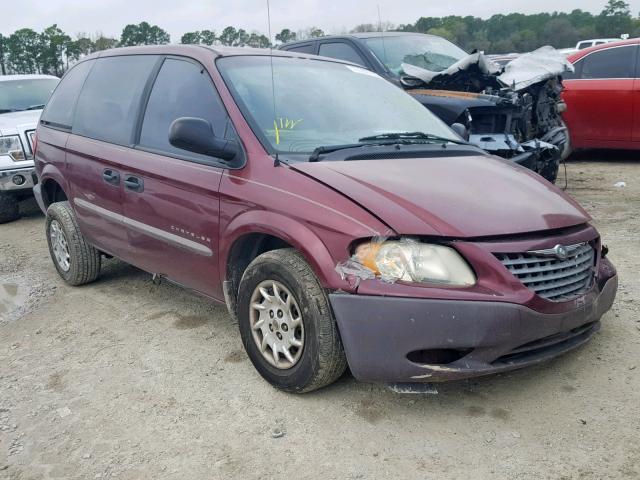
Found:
<box><xmin>41</xmin><ymin>60</ymin><xmax>93</xmax><ymax>129</ymax></box>
<box><xmin>286</xmin><ymin>44</ymin><xmax>316</xmax><ymax>54</ymax></box>
<box><xmin>73</xmin><ymin>55</ymin><xmax>158</xmax><ymax>145</ymax></box>
<box><xmin>319</xmin><ymin>42</ymin><xmax>367</xmax><ymax>67</ymax></box>
<box><xmin>580</xmin><ymin>46</ymin><xmax>636</xmax><ymax>79</ymax></box>
<box><xmin>138</xmin><ymin>58</ymin><xmax>232</xmax><ymax>161</ymax></box>
<box><xmin>577</xmin><ymin>42</ymin><xmax>591</xmax><ymax>50</ymax></box>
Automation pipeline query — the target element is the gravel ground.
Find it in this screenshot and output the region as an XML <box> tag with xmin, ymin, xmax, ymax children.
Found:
<box><xmin>1</xmin><ymin>153</ymin><xmax>639</xmax><ymax>480</ymax></box>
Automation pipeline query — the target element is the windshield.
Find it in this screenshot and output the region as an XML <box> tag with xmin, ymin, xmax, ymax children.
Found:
<box><xmin>364</xmin><ymin>35</ymin><xmax>468</xmax><ymax>76</ymax></box>
<box><xmin>0</xmin><ymin>78</ymin><xmax>59</xmax><ymax>113</ymax></box>
<box><xmin>217</xmin><ymin>56</ymin><xmax>458</xmax><ymax>155</ymax></box>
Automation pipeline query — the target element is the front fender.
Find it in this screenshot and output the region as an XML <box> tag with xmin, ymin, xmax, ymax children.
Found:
<box><xmin>219</xmin><ymin>210</ymin><xmax>356</xmax><ymax>292</ymax></box>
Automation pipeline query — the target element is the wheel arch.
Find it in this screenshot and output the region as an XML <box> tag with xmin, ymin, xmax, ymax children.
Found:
<box><xmin>220</xmin><ymin>211</ymin><xmax>353</xmax><ymax>317</ymax></box>
<box><xmin>40</xmin><ymin>166</ymin><xmax>70</xmax><ymax>209</ymax></box>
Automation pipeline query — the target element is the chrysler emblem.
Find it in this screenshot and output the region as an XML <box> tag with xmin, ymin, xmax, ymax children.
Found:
<box><xmin>528</xmin><ymin>242</ymin><xmax>586</xmax><ymax>260</ymax></box>
<box><xmin>552</xmin><ymin>245</ymin><xmax>568</xmax><ymax>260</ymax></box>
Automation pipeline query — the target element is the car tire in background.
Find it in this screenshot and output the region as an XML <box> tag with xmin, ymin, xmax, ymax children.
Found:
<box><xmin>0</xmin><ymin>192</ymin><xmax>20</xmax><ymax>224</ymax></box>
<box><xmin>45</xmin><ymin>201</ymin><xmax>101</xmax><ymax>286</ymax></box>
<box><xmin>237</xmin><ymin>248</ymin><xmax>347</xmax><ymax>393</ymax></box>
<box><xmin>560</xmin><ymin>119</ymin><xmax>573</xmax><ymax>161</ymax></box>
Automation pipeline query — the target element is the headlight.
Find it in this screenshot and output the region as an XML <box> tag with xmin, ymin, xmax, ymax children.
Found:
<box><xmin>354</xmin><ymin>239</ymin><xmax>476</xmax><ymax>286</ymax></box>
<box><xmin>0</xmin><ymin>135</ymin><xmax>26</xmax><ymax>162</ymax></box>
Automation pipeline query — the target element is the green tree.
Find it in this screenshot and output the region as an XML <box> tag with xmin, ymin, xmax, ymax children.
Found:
<box><xmin>120</xmin><ymin>21</ymin><xmax>170</xmax><ymax>46</ymax></box>
<box><xmin>309</xmin><ymin>27</ymin><xmax>325</xmax><ymax>38</ymax></box>
<box><xmin>39</xmin><ymin>24</ymin><xmax>71</xmax><ymax>76</ymax></box>
<box><xmin>7</xmin><ymin>28</ymin><xmax>42</xmax><ymax>74</ymax></box>
<box><xmin>181</xmin><ymin>31</ymin><xmax>202</xmax><ymax>44</ymax></box>
<box><xmin>65</xmin><ymin>36</ymin><xmax>95</xmax><ymax>68</ymax></box>
<box><xmin>0</xmin><ymin>34</ymin><xmax>7</xmax><ymax>75</ymax></box>
<box><xmin>247</xmin><ymin>33</ymin><xmax>271</xmax><ymax>48</ymax></box>
<box><xmin>93</xmin><ymin>34</ymin><xmax>118</xmax><ymax>51</ymax></box>
<box><xmin>200</xmin><ymin>30</ymin><xmax>217</xmax><ymax>45</ymax></box>
<box><xmin>597</xmin><ymin>0</ymin><xmax>632</xmax><ymax>36</ymax></box>
<box><xmin>275</xmin><ymin>28</ymin><xmax>296</xmax><ymax>44</ymax></box>
<box><xmin>218</xmin><ymin>26</ymin><xmax>238</xmax><ymax>46</ymax></box>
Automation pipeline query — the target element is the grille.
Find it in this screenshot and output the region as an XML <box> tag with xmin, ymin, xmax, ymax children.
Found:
<box><xmin>496</xmin><ymin>243</ymin><xmax>595</xmax><ymax>302</ymax></box>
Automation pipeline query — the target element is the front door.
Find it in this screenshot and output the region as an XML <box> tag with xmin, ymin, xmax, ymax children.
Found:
<box><xmin>563</xmin><ymin>45</ymin><xmax>637</xmax><ymax>145</ymax></box>
<box><xmin>122</xmin><ymin>57</ymin><xmax>235</xmax><ymax>299</ymax></box>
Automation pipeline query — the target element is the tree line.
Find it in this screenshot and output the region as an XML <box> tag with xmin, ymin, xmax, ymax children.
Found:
<box><xmin>0</xmin><ymin>0</ymin><xmax>637</xmax><ymax>76</ymax></box>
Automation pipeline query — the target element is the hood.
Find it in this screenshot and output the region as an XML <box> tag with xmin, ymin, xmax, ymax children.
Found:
<box><xmin>291</xmin><ymin>155</ymin><xmax>589</xmax><ymax>238</ymax></box>
<box><xmin>402</xmin><ymin>46</ymin><xmax>574</xmax><ymax>92</ymax></box>
<box><xmin>0</xmin><ymin>110</ymin><xmax>42</xmax><ymax>136</ymax></box>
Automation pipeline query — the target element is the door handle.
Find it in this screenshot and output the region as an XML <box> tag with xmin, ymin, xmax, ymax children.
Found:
<box><xmin>102</xmin><ymin>169</ymin><xmax>120</xmax><ymax>185</ymax></box>
<box><xmin>124</xmin><ymin>175</ymin><xmax>144</xmax><ymax>193</ymax></box>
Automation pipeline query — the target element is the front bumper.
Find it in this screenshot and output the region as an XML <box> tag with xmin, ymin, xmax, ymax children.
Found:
<box><xmin>0</xmin><ymin>166</ymin><xmax>36</xmax><ymax>193</ymax></box>
<box><xmin>330</xmin><ymin>273</ymin><xmax>617</xmax><ymax>384</ymax></box>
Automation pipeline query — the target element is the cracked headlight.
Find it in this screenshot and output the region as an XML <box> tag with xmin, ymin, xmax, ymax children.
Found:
<box><xmin>354</xmin><ymin>239</ymin><xmax>476</xmax><ymax>286</ymax></box>
<box><xmin>0</xmin><ymin>135</ymin><xmax>26</xmax><ymax>162</ymax></box>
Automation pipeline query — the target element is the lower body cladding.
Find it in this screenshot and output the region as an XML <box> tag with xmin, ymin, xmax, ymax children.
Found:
<box><xmin>329</xmin><ymin>272</ymin><xmax>617</xmax><ymax>384</ymax></box>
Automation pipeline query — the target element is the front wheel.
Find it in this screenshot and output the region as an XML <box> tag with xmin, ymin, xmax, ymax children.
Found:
<box><xmin>237</xmin><ymin>249</ymin><xmax>347</xmax><ymax>393</ymax></box>
<box><xmin>0</xmin><ymin>192</ymin><xmax>20</xmax><ymax>224</ymax></box>
<box><xmin>46</xmin><ymin>201</ymin><xmax>101</xmax><ymax>286</ymax></box>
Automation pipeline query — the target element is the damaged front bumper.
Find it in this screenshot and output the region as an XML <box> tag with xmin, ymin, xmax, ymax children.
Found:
<box><xmin>329</xmin><ymin>265</ymin><xmax>617</xmax><ymax>384</ymax></box>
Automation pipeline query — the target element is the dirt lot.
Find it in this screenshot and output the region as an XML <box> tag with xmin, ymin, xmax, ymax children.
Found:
<box><xmin>1</xmin><ymin>152</ymin><xmax>639</xmax><ymax>480</ymax></box>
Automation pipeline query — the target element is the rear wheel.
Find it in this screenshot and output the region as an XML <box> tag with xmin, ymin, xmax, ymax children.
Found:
<box><xmin>46</xmin><ymin>201</ymin><xmax>101</xmax><ymax>286</ymax></box>
<box><xmin>237</xmin><ymin>249</ymin><xmax>347</xmax><ymax>393</ymax></box>
<box><xmin>560</xmin><ymin>119</ymin><xmax>573</xmax><ymax>161</ymax></box>
<box><xmin>0</xmin><ymin>192</ymin><xmax>20</xmax><ymax>224</ymax></box>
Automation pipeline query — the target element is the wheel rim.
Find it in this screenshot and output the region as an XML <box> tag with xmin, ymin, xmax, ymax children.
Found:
<box><xmin>249</xmin><ymin>280</ymin><xmax>304</xmax><ymax>370</ymax></box>
<box><xmin>49</xmin><ymin>220</ymin><xmax>70</xmax><ymax>272</ymax></box>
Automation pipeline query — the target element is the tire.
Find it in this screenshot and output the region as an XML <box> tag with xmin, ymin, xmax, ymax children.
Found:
<box><xmin>560</xmin><ymin>119</ymin><xmax>573</xmax><ymax>161</ymax></box>
<box><xmin>540</xmin><ymin>155</ymin><xmax>560</xmax><ymax>184</ymax></box>
<box><xmin>237</xmin><ymin>248</ymin><xmax>347</xmax><ymax>393</ymax></box>
<box><xmin>46</xmin><ymin>201</ymin><xmax>101</xmax><ymax>286</ymax></box>
<box><xmin>0</xmin><ymin>192</ymin><xmax>20</xmax><ymax>224</ymax></box>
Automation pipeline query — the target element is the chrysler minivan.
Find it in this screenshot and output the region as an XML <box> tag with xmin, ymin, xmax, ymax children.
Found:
<box><xmin>34</xmin><ymin>46</ymin><xmax>617</xmax><ymax>392</ymax></box>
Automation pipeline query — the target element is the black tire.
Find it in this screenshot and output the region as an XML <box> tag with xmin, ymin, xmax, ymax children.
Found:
<box><xmin>560</xmin><ymin>119</ymin><xmax>573</xmax><ymax>161</ymax></box>
<box><xmin>540</xmin><ymin>156</ymin><xmax>560</xmax><ymax>184</ymax></box>
<box><xmin>46</xmin><ymin>201</ymin><xmax>101</xmax><ymax>286</ymax></box>
<box><xmin>0</xmin><ymin>192</ymin><xmax>20</xmax><ymax>224</ymax></box>
<box><xmin>237</xmin><ymin>249</ymin><xmax>347</xmax><ymax>393</ymax></box>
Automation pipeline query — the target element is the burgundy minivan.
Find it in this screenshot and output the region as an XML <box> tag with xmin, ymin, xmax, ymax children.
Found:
<box><xmin>34</xmin><ymin>45</ymin><xmax>617</xmax><ymax>393</ymax></box>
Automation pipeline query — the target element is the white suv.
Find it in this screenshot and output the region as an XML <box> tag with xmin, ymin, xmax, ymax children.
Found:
<box><xmin>1</xmin><ymin>74</ymin><xmax>59</xmax><ymax>223</ymax></box>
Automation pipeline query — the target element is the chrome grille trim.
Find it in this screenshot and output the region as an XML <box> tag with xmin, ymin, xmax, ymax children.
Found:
<box><xmin>25</xmin><ymin>130</ymin><xmax>36</xmax><ymax>153</ymax></box>
<box><xmin>496</xmin><ymin>243</ymin><xmax>595</xmax><ymax>302</ymax></box>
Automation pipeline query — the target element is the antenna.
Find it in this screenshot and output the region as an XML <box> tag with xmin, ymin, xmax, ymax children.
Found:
<box><xmin>377</xmin><ymin>4</ymin><xmax>388</xmax><ymax>67</ymax></box>
<box><xmin>267</xmin><ymin>0</ymin><xmax>280</xmax><ymax>166</ymax></box>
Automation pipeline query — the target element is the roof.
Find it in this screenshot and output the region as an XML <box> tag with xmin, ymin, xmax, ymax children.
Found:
<box><xmin>568</xmin><ymin>37</ymin><xmax>640</xmax><ymax>62</ymax></box>
<box><xmin>281</xmin><ymin>31</ymin><xmax>435</xmax><ymax>47</ymax></box>
<box><xmin>81</xmin><ymin>43</ymin><xmax>323</xmax><ymax>61</ymax></box>
<box><xmin>0</xmin><ymin>74</ymin><xmax>59</xmax><ymax>82</ymax></box>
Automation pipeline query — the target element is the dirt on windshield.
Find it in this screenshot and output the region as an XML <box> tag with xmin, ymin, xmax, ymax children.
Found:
<box><xmin>0</xmin><ymin>151</ymin><xmax>639</xmax><ymax>479</ymax></box>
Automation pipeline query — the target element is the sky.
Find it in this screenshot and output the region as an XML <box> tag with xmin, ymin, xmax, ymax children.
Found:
<box><xmin>2</xmin><ymin>0</ymin><xmax>639</xmax><ymax>41</ymax></box>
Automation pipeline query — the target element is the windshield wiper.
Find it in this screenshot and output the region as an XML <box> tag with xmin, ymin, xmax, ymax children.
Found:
<box><xmin>25</xmin><ymin>104</ymin><xmax>46</xmax><ymax>111</ymax></box>
<box><xmin>309</xmin><ymin>140</ymin><xmax>403</xmax><ymax>162</ymax></box>
<box><xmin>359</xmin><ymin>131</ymin><xmax>468</xmax><ymax>145</ymax></box>
<box><xmin>0</xmin><ymin>108</ymin><xmax>19</xmax><ymax>114</ymax></box>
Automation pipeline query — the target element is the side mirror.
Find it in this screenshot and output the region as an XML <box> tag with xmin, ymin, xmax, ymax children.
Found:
<box><xmin>169</xmin><ymin>117</ymin><xmax>238</xmax><ymax>161</ymax></box>
<box><xmin>450</xmin><ymin>122</ymin><xmax>470</xmax><ymax>141</ymax></box>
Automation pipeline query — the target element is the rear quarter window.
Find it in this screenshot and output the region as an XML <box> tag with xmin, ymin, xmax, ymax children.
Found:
<box><xmin>318</xmin><ymin>42</ymin><xmax>367</xmax><ymax>67</ymax></box>
<box><xmin>41</xmin><ymin>60</ymin><xmax>94</xmax><ymax>129</ymax></box>
<box><xmin>73</xmin><ymin>55</ymin><xmax>159</xmax><ymax>145</ymax></box>
<box><xmin>284</xmin><ymin>44</ymin><xmax>316</xmax><ymax>54</ymax></box>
